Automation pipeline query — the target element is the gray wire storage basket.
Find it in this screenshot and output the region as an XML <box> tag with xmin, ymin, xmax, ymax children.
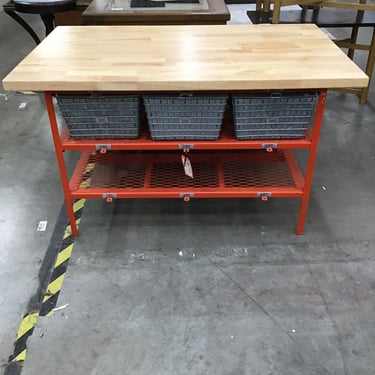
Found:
<box><xmin>56</xmin><ymin>94</ymin><xmax>140</xmax><ymax>139</ymax></box>
<box><xmin>143</xmin><ymin>94</ymin><xmax>228</xmax><ymax>140</ymax></box>
<box><xmin>232</xmin><ymin>92</ymin><xmax>318</xmax><ymax>139</ymax></box>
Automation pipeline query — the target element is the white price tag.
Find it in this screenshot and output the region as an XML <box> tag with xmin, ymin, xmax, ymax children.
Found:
<box><xmin>181</xmin><ymin>154</ymin><xmax>194</xmax><ymax>179</ymax></box>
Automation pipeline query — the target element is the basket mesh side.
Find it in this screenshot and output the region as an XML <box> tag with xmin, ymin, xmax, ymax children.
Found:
<box><xmin>143</xmin><ymin>94</ymin><xmax>228</xmax><ymax>140</ymax></box>
<box><xmin>232</xmin><ymin>92</ymin><xmax>318</xmax><ymax>140</ymax></box>
<box><xmin>57</xmin><ymin>94</ymin><xmax>140</xmax><ymax>139</ymax></box>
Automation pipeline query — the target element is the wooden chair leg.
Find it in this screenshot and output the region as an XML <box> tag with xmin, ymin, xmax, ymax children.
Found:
<box><xmin>264</xmin><ymin>0</ymin><xmax>272</xmax><ymax>13</ymax></box>
<box><xmin>359</xmin><ymin>27</ymin><xmax>375</xmax><ymax>104</ymax></box>
<box><xmin>272</xmin><ymin>0</ymin><xmax>281</xmax><ymax>23</ymax></box>
<box><xmin>348</xmin><ymin>26</ymin><xmax>359</xmax><ymax>60</ymax></box>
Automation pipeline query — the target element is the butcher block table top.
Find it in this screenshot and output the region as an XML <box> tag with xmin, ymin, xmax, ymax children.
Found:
<box><xmin>2</xmin><ymin>24</ymin><xmax>368</xmax><ymax>92</ymax></box>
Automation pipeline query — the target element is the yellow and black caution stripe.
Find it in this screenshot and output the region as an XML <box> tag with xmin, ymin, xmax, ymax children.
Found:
<box><xmin>8</xmin><ymin>199</ymin><xmax>86</xmax><ymax>366</ymax></box>
<box><xmin>8</xmin><ymin>312</ymin><xmax>39</xmax><ymax>362</ymax></box>
<box><xmin>40</xmin><ymin>199</ymin><xmax>85</xmax><ymax>316</ymax></box>
<box><xmin>39</xmin><ymin>162</ymin><xmax>93</xmax><ymax>317</ymax></box>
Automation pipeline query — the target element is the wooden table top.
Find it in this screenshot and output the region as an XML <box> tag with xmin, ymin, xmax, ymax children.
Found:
<box><xmin>2</xmin><ymin>24</ymin><xmax>368</xmax><ymax>92</ymax></box>
<box><xmin>82</xmin><ymin>0</ymin><xmax>230</xmax><ymax>25</ymax></box>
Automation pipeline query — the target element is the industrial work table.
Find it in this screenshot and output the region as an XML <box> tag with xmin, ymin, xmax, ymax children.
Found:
<box><xmin>2</xmin><ymin>24</ymin><xmax>368</xmax><ymax>236</ymax></box>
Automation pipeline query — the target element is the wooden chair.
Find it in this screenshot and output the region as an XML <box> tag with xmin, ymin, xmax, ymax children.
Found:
<box><xmin>270</xmin><ymin>0</ymin><xmax>374</xmax><ymax>24</ymax></box>
<box><xmin>252</xmin><ymin>0</ymin><xmax>375</xmax><ymax>104</ymax></box>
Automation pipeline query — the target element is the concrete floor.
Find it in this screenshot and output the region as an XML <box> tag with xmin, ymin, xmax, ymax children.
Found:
<box><xmin>1</xmin><ymin>4</ymin><xmax>375</xmax><ymax>375</ymax></box>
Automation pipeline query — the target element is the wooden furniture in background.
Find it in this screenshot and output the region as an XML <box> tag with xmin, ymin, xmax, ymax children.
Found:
<box><xmin>82</xmin><ymin>0</ymin><xmax>230</xmax><ymax>25</ymax></box>
<box><xmin>251</xmin><ymin>0</ymin><xmax>375</xmax><ymax>104</ymax></box>
<box><xmin>54</xmin><ymin>0</ymin><xmax>91</xmax><ymax>25</ymax></box>
<box><xmin>267</xmin><ymin>0</ymin><xmax>374</xmax><ymax>24</ymax></box>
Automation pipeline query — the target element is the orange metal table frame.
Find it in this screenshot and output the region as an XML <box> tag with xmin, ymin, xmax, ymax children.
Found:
<box><xmin>44</xmin><ymin>89</ymin><xmax>327</xmax><ymax>237</ymax></box>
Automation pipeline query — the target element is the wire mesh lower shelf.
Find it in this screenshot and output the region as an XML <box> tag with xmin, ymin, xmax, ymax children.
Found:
<box><xmin>69</xmin><ymin>150</ymin><xmax>305</xmax><ymax>198</ymax></box>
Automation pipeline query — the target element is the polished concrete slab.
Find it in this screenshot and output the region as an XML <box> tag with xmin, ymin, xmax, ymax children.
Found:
<box><xmin>1</xmin><ymin>4</ymin><xmax>375</xmax><ymax>375</ymax></box>
<box><xmin>22</xmin><ymin>244</ymin><xmax>375</xmax><ymax>375</ymax></box>
<box><xmin>0</xmin><ymin>11</ymin><xmax>60</xmax><ymax>366</ymax></box>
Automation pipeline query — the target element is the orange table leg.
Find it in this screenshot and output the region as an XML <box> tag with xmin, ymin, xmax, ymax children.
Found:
<box><xmin>44</xmin><ymin>92</ymin><xmax>79</xmax><ymax>237</ymax></box>
<box><xmin>296</xmin><ymin>90</ymin><xmax>327</xmax><ymax>235</ymax></box>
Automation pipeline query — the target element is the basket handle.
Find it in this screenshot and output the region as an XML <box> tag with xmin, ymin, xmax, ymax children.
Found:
<box><xmin>179</xmin><ymin>91</ymin><xmax>193</xmax><ymax>98</ymax></box>
<box><xmin>270</xmin><ymin>91</ymin><xmax>282</xmax><ymax>98</ymax></box>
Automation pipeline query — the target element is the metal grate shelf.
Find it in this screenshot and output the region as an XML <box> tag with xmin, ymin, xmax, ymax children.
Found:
<box><xmin>69</xmin><ymin>150</ymin><xmax>305</xmax><ymax>199</ymax></box>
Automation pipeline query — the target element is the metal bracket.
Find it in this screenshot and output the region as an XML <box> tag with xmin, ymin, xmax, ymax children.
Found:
<box><xmin>96</xmin><ymin>144</ymin><xmax>112</xmax><ymax>153</ymax></box>
<box><xmin>102</xmin><ymin>193</ymin><xmax>117</xmax><ymax>203</ymax></box>
<box><xmin>179</xmin><ymin>144</ymin><xmax>195</xmax><ymax>150</ymax></box>
<box><xmin>262</xmin><ymin>143</ymin><xmax>278</xmax><ymax>152</ymax></box>
<box><xmin>180</xmin><ymin>193</ymin><xmax>194</xmax><ymax>202</ymax></box>
<box><xmin>257</xmin><ymin>192</ymin><xmax>272</xmax><ymax>201</ymax></box>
